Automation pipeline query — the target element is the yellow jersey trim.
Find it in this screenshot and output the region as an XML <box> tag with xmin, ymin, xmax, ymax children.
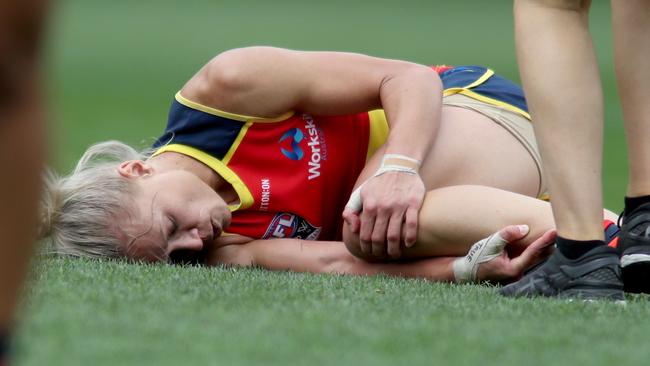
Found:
<box><xmin>175</xmin><ymin>92</ymin><xmax>294</xmax><ymax>123</ymax></box>
<box><xmin>441</xmin><ymin>69</ymin><xmax>531</xmax><ymax>120</ymax></box>
<box><xmin>222</xmin><ymin>121</ymin><xmax>252</xmax><ymax>165</ymax></box>
<box><xmin>151</xmin><ymin>143</ymin><xmax>254</xmax><ymax>212</ymax></box>
<box><xmin>454</xmin><ymin>89</ymin><xmax>531</xmax><ymax>120</ymax></box>
<box><xmin>464</xmin><ymin>69</ymin><xmax>494</xmax><ymax>89</ymax></box>
<box><xmin>367</xmin><ymin>110</ymin><xmax>389</xmax><ymax>161</ymax></box>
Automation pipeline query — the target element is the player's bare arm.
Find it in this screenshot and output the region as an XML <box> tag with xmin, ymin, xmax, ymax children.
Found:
<box><xmin>206</xmin><ymin>225</ymin><xmax>555</xmax><ymax>283</ymax></box>
<box><xmin>181</xmin><ymin>46</ymin><xmax>441</xmax><ymax>259</ymax></box>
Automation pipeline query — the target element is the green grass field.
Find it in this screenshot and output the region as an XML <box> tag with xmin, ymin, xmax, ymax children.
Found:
<box><xmin>12</xmin><ymin>1</ymin><xmax>649</xmax><ymax>365</ymax></box>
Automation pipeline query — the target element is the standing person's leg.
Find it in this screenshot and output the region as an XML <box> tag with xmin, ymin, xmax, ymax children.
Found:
<box><xmin>0</xmin><ymin>93</ymin><xmax>45</xmax><ymax>365</ymax></box>
<box><xmin>611</xmin><ymin>0</ymin><xmax>650</xmax><ymax>293</ymax></box>
<box><xmin>501</xmin><ymin>0</ymin><xmax>623</xmax><ymax>299</ymax></box>
<box><xmin>515</xmin><ymin>0</ymin><xmax>604</xmax><ymax>241</ymax></box>
<box><xmin>0</xmin><ymin>0</ymin><xmax>48</xmax><ymax>363</ymax></box>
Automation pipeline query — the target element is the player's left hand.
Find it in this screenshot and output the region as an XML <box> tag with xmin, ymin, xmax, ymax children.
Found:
<box><xmin>342</xmin><ymin>170</ymin><xmax>425</xmax><ymax>258</ymax></box>
<box><xmin>475</xmin><ymin>226</ymin><xmax>556</xmax><ymax>282</ymax></box>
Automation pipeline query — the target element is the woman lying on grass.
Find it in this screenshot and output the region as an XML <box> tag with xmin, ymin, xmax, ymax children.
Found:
<box><xmin>40</xmin><ymin>46</ymin><xmax>618</xmax><ymax>283</ymax></box>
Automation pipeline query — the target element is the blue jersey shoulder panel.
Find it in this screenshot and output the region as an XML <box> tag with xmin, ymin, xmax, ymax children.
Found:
<box><xmin>153</xmin><ymin>98</ymin><xmax>245</xmax><ymax>160</ymax></box>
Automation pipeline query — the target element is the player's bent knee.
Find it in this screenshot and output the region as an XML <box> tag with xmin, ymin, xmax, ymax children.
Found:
<box><xmin>342</xmin><ymin>224</ymin><xmax>364</xmax><ymax>258</ymax></box>
<box><xmin>342</xmin><ymin>224</ymin><xmax>384</xmax><ymax>261</ymax></box>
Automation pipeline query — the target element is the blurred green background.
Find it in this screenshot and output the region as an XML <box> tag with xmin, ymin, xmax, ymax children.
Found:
<box><xmin>47</xmin><ymin>0</ymin><xmax>627</xmax><ymax>209</ymax></box>
<box><xmin>16</xmin><ymin>2</ymin><xmax>644</xmax><ymax>365</ymax></box>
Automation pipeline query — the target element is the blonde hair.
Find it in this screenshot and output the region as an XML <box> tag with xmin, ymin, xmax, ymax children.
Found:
<box><xmin>40</xmin><ymin>140</ymin><xmax>151</xmax><ymax>259</ymax></box>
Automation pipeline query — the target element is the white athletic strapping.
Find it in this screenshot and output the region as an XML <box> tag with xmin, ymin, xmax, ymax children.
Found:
<box><xmin>452</xmin><ymin>226</ymin><xmax>528</xmax><ymax>283</ymax></box>
<box><xmin>345</xmin><ymin>153</ymin><xmax>421</xmax><ymax>213</ymax></box>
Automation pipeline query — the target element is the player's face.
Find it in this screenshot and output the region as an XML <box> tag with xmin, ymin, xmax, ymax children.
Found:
<box><xmin>118</xmin><ymin>169</ymin><xmax>231</xmax><ymax>263</ymax></box>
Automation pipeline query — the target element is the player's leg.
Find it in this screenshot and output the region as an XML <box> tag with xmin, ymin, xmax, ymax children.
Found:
<box><xmin>611</xmin><ymin>0</ymin><xmax>650</xmax><ymax>293</ymax></box>
<box><xmin>343</xmin><ymin>185</ymin><xmax>554</xmax><ymax>259</ymax></box>
<box><xmin>0</xmin><ymin>0</ymin><xmax>48</xmax><ymax>363</ymax></box>
<box><xmin>346</xmin><ymin>97</ymin><xmax>546</xmax><ymax>258</ymax></box>
<box><xmin>406</xmin><ymin>186</ymin><xmax>556</xmax><ymax>257</ymax></box>
<box><xmin>500</xmin><ymin>0</ymin><xmax>623</xmax><ymax>300</ymax></box>
<box><xmin>344</xmin><ymin>184</ymin><xmax>620</xmax><ymax>260</ymax></box>
<box><xmin>421</xmin><ymin>99</ymin><xmax>543</xmax><ymax>199</ymax></box>
<box><xmin>514</xmin><ymin>0</ymin><xmax>604</xmax><ymax>241</ymax></box>
<box><xmin>0</xmin><ymin>93</ymin><xmax>45</xmax><ymax>364</ymax></box>
<box><xmin>357</xmin><ymin>101</ymin><xmax>544</xmax><ymax>203</ymax></box>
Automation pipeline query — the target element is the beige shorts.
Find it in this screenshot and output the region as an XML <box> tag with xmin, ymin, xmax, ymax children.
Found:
<box><xmin>442</xmin><ymin>93</ymin><xmax>547</xmax><ymax>199</ymax></box>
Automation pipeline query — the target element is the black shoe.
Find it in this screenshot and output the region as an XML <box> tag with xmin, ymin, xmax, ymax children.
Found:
<box><xmin>618</xmin><ymin>203</ymin><xmax>650</xmax><ymax>293</ymax></box>
<box><xmin>499</xmin><ymin>244</ymin><xmax>624</xmax><ymax>301</ymax></box>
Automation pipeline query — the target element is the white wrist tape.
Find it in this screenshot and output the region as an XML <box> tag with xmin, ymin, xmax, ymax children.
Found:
<box><xmin>452</xmin><ymin>232</ymin><xmax>508</xmax><ymax>283</ymax></box>
<box><xmin>378</xmin><ymin>154</ymin><xmax>421</xmax><ymax>173</ymax></box>
<box><xmin>345</xmin><ymin>154</ymin><xmax>421</xmax><ymax>213</ymax></box>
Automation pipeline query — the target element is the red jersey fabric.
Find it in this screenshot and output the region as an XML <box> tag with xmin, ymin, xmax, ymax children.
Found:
<box><xmin>223</xmin><ymin>112</ymin><xmax>372</xmax><ymax>241</ymax></box>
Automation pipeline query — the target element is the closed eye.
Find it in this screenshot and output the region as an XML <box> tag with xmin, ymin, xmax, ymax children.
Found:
<box><xmin>167</xmin><ymin>216</ymin><xmax>178</xmax><ymax>239</ymax></box>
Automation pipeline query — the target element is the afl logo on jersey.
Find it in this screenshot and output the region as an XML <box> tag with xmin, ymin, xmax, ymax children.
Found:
<box><xmin>262</xmin><ymin>212</ymin><xmax>321</xmax><ymax>240</ymax></box>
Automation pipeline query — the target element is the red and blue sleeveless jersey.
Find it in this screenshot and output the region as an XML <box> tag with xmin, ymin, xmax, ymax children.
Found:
<box><xmin>152</xmin><ymin>65</ymin><xmax>529</xmax><ymax>241</ymax></box>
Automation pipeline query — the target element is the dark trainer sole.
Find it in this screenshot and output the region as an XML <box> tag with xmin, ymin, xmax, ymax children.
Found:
<box><xmin>617</xmin><ymin>202</ymin><xmax>650</xmax><ymax>294</ymax></box>
<box><xmin>499</xmin><ymin>245</ymin><xmax>624</xmax><ymax>301</ymax></box>
<box><xmin>620</xmin><ymin>245</ymin><xmax>650</xmax><ymax>293</ymax></box>
<box><xmin>561</xmin><ymin>288</ymin><xmax>626</xmax><ymax>302</ymax></box>
<box><xmin>621</xmin><ymin>260</ymin><xmax>650</xmax><ymax>293</ymax></box>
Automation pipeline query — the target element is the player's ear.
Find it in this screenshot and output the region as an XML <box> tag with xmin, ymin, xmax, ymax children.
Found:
<box><xmin>117</xmin><ymin>160</ymin><xmax>153</xmax><ymax>178</ymax></box>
